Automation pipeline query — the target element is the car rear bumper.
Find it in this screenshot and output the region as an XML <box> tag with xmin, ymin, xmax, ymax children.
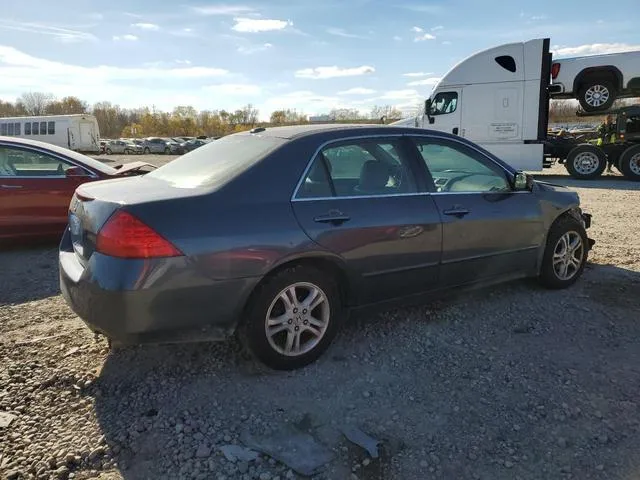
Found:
<box><xmin>59</xmin><ymin>232</ymin><xmax>260</xmax><ymax>345</ymax></box>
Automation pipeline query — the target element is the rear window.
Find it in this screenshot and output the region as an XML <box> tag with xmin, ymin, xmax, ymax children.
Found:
<box><xmin>146</xmin><ymin>133</ymin><xmax>286</xmax><ymax>188</ymax></box>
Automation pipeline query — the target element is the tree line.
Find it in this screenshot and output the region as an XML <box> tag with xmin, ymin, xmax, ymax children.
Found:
<box><xmin>0</xmin><ymin>92</ymin><xmax>404</xmax><ymax>139</ymax></box>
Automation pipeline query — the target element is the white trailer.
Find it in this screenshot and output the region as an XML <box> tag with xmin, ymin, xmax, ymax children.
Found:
<box><xmin>0</xmin><ymin>114</ymin><xmax>100</xmax><ymax>153</ymax></box>
<box><xmin>392</xmin><ymin>38</ymin><xmax>553</xmax><ymax>173</ymax></box>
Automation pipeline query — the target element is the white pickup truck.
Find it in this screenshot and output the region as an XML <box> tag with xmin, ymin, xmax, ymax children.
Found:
<box><xmin>549</xmin><ymin>50</ymin><xmax>640</xmax><ymax>112</ymax></box>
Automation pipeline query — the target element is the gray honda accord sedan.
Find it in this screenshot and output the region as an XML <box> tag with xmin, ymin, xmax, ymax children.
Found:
<box><xmin>59</xmin><ymin>124</ymin><xmax>594</xmax><ymax>370</ymax></box>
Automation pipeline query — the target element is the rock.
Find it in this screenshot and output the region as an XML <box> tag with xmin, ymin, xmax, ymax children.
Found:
<box><xmin>0</xmin><ymin>412</ymin><xmax>17</xmax><ymax>428</ymax></box>
<box><xmin>419</xmin><ymin>460</ymin><xmax>429</xmax><ymax>468</ymax></box>
<box><xmin>505</xmin><ymin>461</ymin><xmax>514</xmax><ymax>469</ymax></box>
<box><xmin>196</xmin><ymin>444</ymin><xmax>211</xmax><ymax>458</ymax></box>
<box><xmin>557</xmin><ymin>437</ymin><xmax>568</xmax><ymax>448</ymax></box>
<box><xmin>238</xmin><ymin>461</ymin><xmax>249</xmax><ymax>473</ymax></box>
<box><xmin>54</xmin><ymin>466</ymin><xmax>70</xmax><ymax>479</ymax></box>
<box><xmin>260</xmin><ymin>473</ymin><xmax>272</xmax><ymax>480</ymax></box>
<box><xmin>219</xmin><ymin>444</ymin><xmax>259</xmax><ymax>463</ymax></box>
<box><xmin>89</xmin><ymin>447</ymin><xmax>105</xmax><ymax>461</ymax></box>
<box><xmin>363</xmin><ymin>391</ymin><xmax>371</xmax><ymax>398</ymax></box>
<box><xmin>596</xmin><ymin>464</ymin><xmax>604</xmax><ymax>471</ymax></box>
<box><xmin>6</xmin><ymin>470</ymin><xmax>21</xmax><ymax>480</ymax></box>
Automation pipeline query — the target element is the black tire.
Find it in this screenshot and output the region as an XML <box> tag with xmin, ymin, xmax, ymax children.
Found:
<box><xmin>538</xmin><ymin>214</ymin><xmax>589</xmax><ymax>289</ymax></box>
<box><xmin>164</xmin><ymin>147</ymin><xmax>171</xmax><ymax>154</ymax></box>
<box><xmin>106</xmin><ymin>148</ymin><xmax>112</xmax><ymax>155</ymax></box>
<box><xmin>238</xmin><ymin>265</ymin><xmax>343</xmax><ymax>370</ymax></box>
<box><xmin>578</xmin><ymin>78</ymin><xmax>616</xmax><ymax>112</ymax></box>
<box><xmin>143</xmin><ymin>147</ymin><xmax>150</xmax><ymax>154</ymax></box>
<box><xmin>618</xmin><ymin>144</ymin><xmax>640</xmax><ymax>181</ymax></box>
<box><xmin>565</xmin><ymin>144</ymin><xmax>607</xmax><ymax>179</ymax></box>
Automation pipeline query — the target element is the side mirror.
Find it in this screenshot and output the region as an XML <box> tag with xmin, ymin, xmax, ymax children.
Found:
<box><xmin>425</xmin><ymin>99</ymin><xmax>434</xmax><ymax>124</ymax></box>
<box><xmin>513</xmin><ymin>171</ymin><xmax>533</xmax><ymax>191</ymax></box>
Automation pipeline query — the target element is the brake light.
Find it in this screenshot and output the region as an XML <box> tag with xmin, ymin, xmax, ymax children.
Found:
<box><xmin>96</xmin><ymin>210</ymin><xmax>182</xmax><ymax>258</ymax></box>
<box><xmin>551</xmin><ymin>62</ymin><xmax>560</xmax><ymax>79</ymax></box>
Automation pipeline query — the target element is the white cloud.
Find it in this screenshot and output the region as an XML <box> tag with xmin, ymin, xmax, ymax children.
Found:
<box><xmin>338</xmin><ymin>87</ymin><xmax>377</xmax><ymax>95</ymax></box>
<box><xmin>412</xmin><ymin>26</ymin><xmax>423</xmax><ymax>33</ymax></box>
<box><xmin>407</xmin><ymin>77</ymin><xmax>441</xmax><ymax>86</ymax></box>
<box><xmin>552</xmin><ymin>43</ymin><xmax>640</xmax><ymax>57</ymax></box>
<box><xmin>393</xmin><ymin>35</ymin><xmax>402</xmax><ymax>41</ymax></box>
<box><xmin>232</xmin><ymin>18</ymin><xmax>292</xmax><ymax>33</ymax></box>
<box><xmin>191</xmin><ymin>5</ymin><xmax>255</xmax><ymax>15</ymax></box>
<box><xmin>531</xmin><ymin>15</ymin><xmax>546</xmax><ymax>21</ymax></box>
<box><xmin>175</xmin><ymin>59</ymin><xmax>192</xmax><ymax>65</ymax></box>
<box><xmin>377</xmin><ymin>89</ymin><xmax>421</xmax><ymax>100</ymax></box>
<box><xmin>295</xmin><ymin>65</ymin><xmax>375</xmax><ymax>79</ymax></box>
<box><xmin>206</xmin><ymin>84</ymin><xmax>261</xmax><ymax>95</ymax></box>
<box><xmin>0</xmin><ymin>20</ymin><xmax>96</xmax><ymax>43</ymax></box>
<box><xmin>403</xmin><ymin>71</ymin><xmax>434</xmax><ymax>77</ymax></box>
<box><xmin>414</xmin><ymin>33</ymin><xmax>436</xmax><ymax>41</ymax></box>
<box><xmin>442</xmin><ymin>40</ymin><xmax>452</xmax><ymax>45</ymax></box>
<box><xmin>132</xmin><ymin>22</ymin><xmax>160</xmax><ymax>31</ymax></box>
<box><xmin>431</xmin><ymin>25</ymin><xmax>444</xmax><ymax>31</ymax></box>
<box><xmin>237</xmin><ymin>42</ymin><xmax>273</xmax><ymax>54</ymax></box>
<box><xmin>113</xmin><ymin>34</ymin><xmax>138</xmax><ymax>41</ymax></box>
<box><xmin>400</xmin><ymin>4</ymin><xmax>444</xmax><ymax>14</ymax></box>
<box><xmin>326</xmin><ymin>27</ymin><xmax>367</xmax><ymax>39</ymax></box>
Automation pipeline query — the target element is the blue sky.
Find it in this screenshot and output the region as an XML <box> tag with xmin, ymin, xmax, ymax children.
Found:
<box><xmin>1</xmin><ymin>0</ymin><xmax>639</xmax><ymax>120</ymax></box>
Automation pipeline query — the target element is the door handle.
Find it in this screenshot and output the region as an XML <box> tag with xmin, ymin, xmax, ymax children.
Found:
<box><xmin>1</xmin><ymin>184</ymin><xmax>23</xmax><ymax>189</ymax></box>
<box><xmin>452</xmin><ymin>127</ymin><xmax>459</xmax><ymax>135</ymax></box>
<box><xmin>443</xmin><ymin>207</ymin><xmax>470</xmax><ymax>217</ymax></box>
<box><xmin>314</xmin><ymin>211</ymin><xmax>351</xmax><ymax>225</ymax></box>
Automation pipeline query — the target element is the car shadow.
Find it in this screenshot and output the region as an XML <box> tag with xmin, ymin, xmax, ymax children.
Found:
<box><xmin>532</xmin><ymin>173</ymin><xmax>640</xmax><ymax>191</ymax></box>
<box><xmin>0</xmin><ymin>242</ymin><xmax>60</xmax><ymax>305</ymax></box>
<box><xmin>87</xmin><ymin>262</ymin><xmax>640</xmax><ymax>480</ymax></box>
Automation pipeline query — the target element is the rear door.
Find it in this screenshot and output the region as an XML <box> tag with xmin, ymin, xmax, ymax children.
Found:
<box><xmin>291</xmin><ymin>136</ymin><xmax>442</xmax><ymax>304</ymax></box>
<box><xmin>0</xmin><ymin>144</ymin><xmax>96</xmax><ymax>238</ymax></box>
<box><xmin>407</xmin><ymin>135</ymin><xmax>545</xmax><ymax>287</ymax></box>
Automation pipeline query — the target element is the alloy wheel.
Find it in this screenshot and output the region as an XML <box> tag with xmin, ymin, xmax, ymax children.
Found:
<box><xmin>552</xmin><ymin>231</ymin><xmax>584</xmax><ymax>281</ymax></box>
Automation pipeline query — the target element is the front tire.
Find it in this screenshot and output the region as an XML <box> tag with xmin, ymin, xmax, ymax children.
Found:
<box><xmin>618</xmin><ymin>145</ymin><xmax>640</xmax><ymax>181</ymax></box>
<box><xmin>106</xmin><ymin>148</ymin><xmax>112</xmax><ymax>155</ymax></box>
<box><xmin>143</xmin><ymin>147</ymin><xmax>150</xmax><ymax>154</ymax></box>
<box><xmin>538</xmin><ymin>214</ymin><xmax>589</xmax><ymax>289</ymax></box>
<box><xmin>578</xmin><ymin>79</ymin><xmax>616</xmax><ymax>112</ymax></box>
<box><xmin>239</xmin><ymin>265</ymin><xmax>343</xmax><ymax>370</ymax></box>
<box><xmin>565</xmin><ymin>145</ymin><xmax>607</xmax><ymax>179</ymax></box>
<box><xmin>164</xmin><ymin>147</ymin><xmax>171</xmax><ymax>154</ymax></box>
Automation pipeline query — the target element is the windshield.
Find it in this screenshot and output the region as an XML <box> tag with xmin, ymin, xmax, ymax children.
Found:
<box><xmin>146</xmin><ymin>133</ymin><xmax>286</xmax><ymax>188</ymax></box>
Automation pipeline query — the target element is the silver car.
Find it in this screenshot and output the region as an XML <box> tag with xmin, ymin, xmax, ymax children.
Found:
<box><xmin>105</xmin><ymin>140</ymin><xmax>141</xmax><ymax>155</ymax></box>
<box><xmin>141</xmin><ymin>137</ymin><xmax>172</xmax><ymax>154</ymax></box>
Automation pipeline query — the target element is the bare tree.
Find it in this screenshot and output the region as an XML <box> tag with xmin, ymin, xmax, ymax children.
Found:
<box><xmin>16</xmin><ymin>92</ymin><xmax>55</xmax><ymax>116</ymax></box>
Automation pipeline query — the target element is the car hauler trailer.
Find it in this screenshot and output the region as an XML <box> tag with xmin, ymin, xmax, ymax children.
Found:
<box><xmin>392</xmin><ymin>38</ymin><xmax>640</xmax><ymax>181</ymax></box>
<box><xmin>0</xmin><ymin>114</ymin><xmax>100</xmax><ymax>154</ymax></box>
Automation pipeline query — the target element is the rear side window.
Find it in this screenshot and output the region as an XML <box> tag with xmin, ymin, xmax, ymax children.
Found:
<box><xmin>40</xmin><ymin>122</ymin><xmax>47</xmax><ymax>135</ymax></box>
<box><xmin>32</xmin><ymin>122</ymin><xmax>39</xmax><ymax>135</ymax></box>
<box><xmin>48</xmin><ymin>122</ymin><xmax>55</xmax><ymax>135</ymax></box>
<box><xmin>25</xmin><ymin>123</ymin><xmax>31</xmax><ymax>135</ymax></box>
<box><xmin>146</xmin><ymin>133</ymin><xmax>286</xmax><ymax>188</ymax></box>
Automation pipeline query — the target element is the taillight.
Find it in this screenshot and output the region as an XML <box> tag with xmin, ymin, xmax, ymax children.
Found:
<box><xmin>96</xmin><ymin>210</ymin><xmax>182</xmax><ymax>259</ymax></box>
<box><xmin>551</xmin><ymin>62</ymin><xmax>560</xmax><ymax>79</ymax></box>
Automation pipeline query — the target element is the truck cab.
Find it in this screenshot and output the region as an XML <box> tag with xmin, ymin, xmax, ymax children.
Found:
<box><xmin>396</xmin><ymin>38</ymin><xmax>552</xmax><ymax>172</ymax></box>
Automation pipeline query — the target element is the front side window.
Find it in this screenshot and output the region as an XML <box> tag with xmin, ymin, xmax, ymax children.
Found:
<box><xmin>412</xmin><ymin>137</ymin><xmax>511</xmax><ymax>193</ymax></box>
<box><xmin>296</xmin><ymin>138</ymin><xmax>418</xmax><ymax>199</ymax></box>
<box><xmin>15</xmin><ymin>123</ymin><xmax>20</xmax><ymax>136</ymax></box>
<box><xmin>0</xmin><ymin>147</ymin><xmax>74</xmax><ymax>177</ymax></box>
<box><xmin>7</xmin><ymin>123</ymin><xmax>14</xmax><ymax>136</ymax></box>
<box><xmin>32</xmin><ymin>122</ymin><xmax>39</xmax><ymax>135</ymax></box>
<box><xmin>40</xmin><ymin>122</ymin><xmax>47</xmax><ymax>135</ymax></box>
<box><xmin>0</xmin><ymin>124</ymin><xmax>7</xmax><ymax>135</ymax></box>
<box><xmin>25</xmin><ymin>123</ymin><xmax>31</xmax><ymax>135</ymax></box>
<box><xmin>429</xmin><ymin>92</ymin><xmax>458</xmax><ymax>116</ymax></box>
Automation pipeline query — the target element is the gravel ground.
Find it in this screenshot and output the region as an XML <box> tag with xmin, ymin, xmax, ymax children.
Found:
<box><xmin>1</xmin><ymin>159</ymin><xmax>639</xmax><ymax>480</ymax></box>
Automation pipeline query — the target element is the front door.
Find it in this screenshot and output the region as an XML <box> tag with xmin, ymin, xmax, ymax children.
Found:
<box><xmin>0</xmin><ymin>144</ymin><xmax>93</xmax><ymax>238</ymax></box>
<box><xmin>408</xmin><ymin>135</ymin><xmax>545</xmax><ymax>287</ymax></box>
<box><xmin>427</xmin><ymin>88</ymin><xmax>463</xmax><ymax>137</ymax></box>
<box><xmin>291</xmin><ymin>136</ymin><xmax>442</xmax><ymax>305</ymax></box>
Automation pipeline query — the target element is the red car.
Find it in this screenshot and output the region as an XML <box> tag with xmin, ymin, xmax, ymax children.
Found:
<box><xmin>0</xmin><ymin>136</ymin><xmax>155</xmax><ymax>241</ymax></box>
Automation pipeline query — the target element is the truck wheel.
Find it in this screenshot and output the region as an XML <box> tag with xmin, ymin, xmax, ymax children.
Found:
<box><xmin>578</xmin><ymin>79</ymin><xmax>616</xmax><ymax>112</ymax></box>
<box><xmin>565</xmin><ymin>145</ymin><xmax>607</xmax><ymax>179</ymax></box>
<box><xmin>618</xmin><ymin>145</ymin><xmax>640</xmax><ymax>181</ymax></box>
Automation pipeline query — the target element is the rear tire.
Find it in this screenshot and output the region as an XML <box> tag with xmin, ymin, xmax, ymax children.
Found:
<box><xmin>164</xmin><ymin>147</ymin><xmax>171</xmax><ymax>154</ymax></box>
<box><xmin>618</xmin><ymin>144</ymin><xmax>640</xmax><ymax>181</ymax></box>
<box><xmin>238</xmin><ymin>265</ymin><xmax>343</xmax><ymax>370</ymax></box>
<box><xmin>538</xmin><ymin>214</ymin><xmax>589</xmax><ymax>289</ymax></box>
<box><xmin>565</xmin><ymin>145</ymin><xmax>606</xmax><ymax>179</ymax></box>
<box><xmin>143</xmin><ymin>147</ymin><xmax>150</xmax><ymax>154</ymax></box>
<box><xmin>578</xmin><ymin>78</ymin><xmax>616</xmax><ymax>112</ymax></box>
<box><xmin>106</xmin><ymin>148</ymin><xmax>112</xmax><ymax>155</ymax></box>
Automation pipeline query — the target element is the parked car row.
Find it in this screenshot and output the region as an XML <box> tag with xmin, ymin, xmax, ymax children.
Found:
<box><xmin>99</xmin><ymin>136</ymin><xmax>214</xmax><ymax>155</ymax></box>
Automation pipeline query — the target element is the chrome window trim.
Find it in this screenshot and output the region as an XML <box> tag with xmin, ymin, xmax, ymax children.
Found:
<box><xmin>290</xmin><ymin>132</ymin><xmax>520</xmax><ymax>202</ymax></box>
<box><xmin>0</xmin><ymin>143</ymin><xmax>100</xmax><ymax>180</ymax></box>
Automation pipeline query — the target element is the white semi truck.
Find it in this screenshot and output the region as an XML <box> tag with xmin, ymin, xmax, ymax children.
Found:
<box><xmin>393</xmin><ymin>38</ymin><xmax>640</xmax><ymax>181</ymax></box>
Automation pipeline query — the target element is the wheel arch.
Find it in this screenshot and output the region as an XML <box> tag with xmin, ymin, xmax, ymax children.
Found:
<box><xmin>573</xmin><ymin>66</ymin><xmax>623</xmax><ymax>94</ymax></box>
<box><xmin>536</xmin><ymin>207</ymin><xmax>585</xmax><ymax>274</ymax></box>
<box><xmin>235</xmin><ymin>252</ymin><xmax>355</xmax><ymax>331</ymax></box>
